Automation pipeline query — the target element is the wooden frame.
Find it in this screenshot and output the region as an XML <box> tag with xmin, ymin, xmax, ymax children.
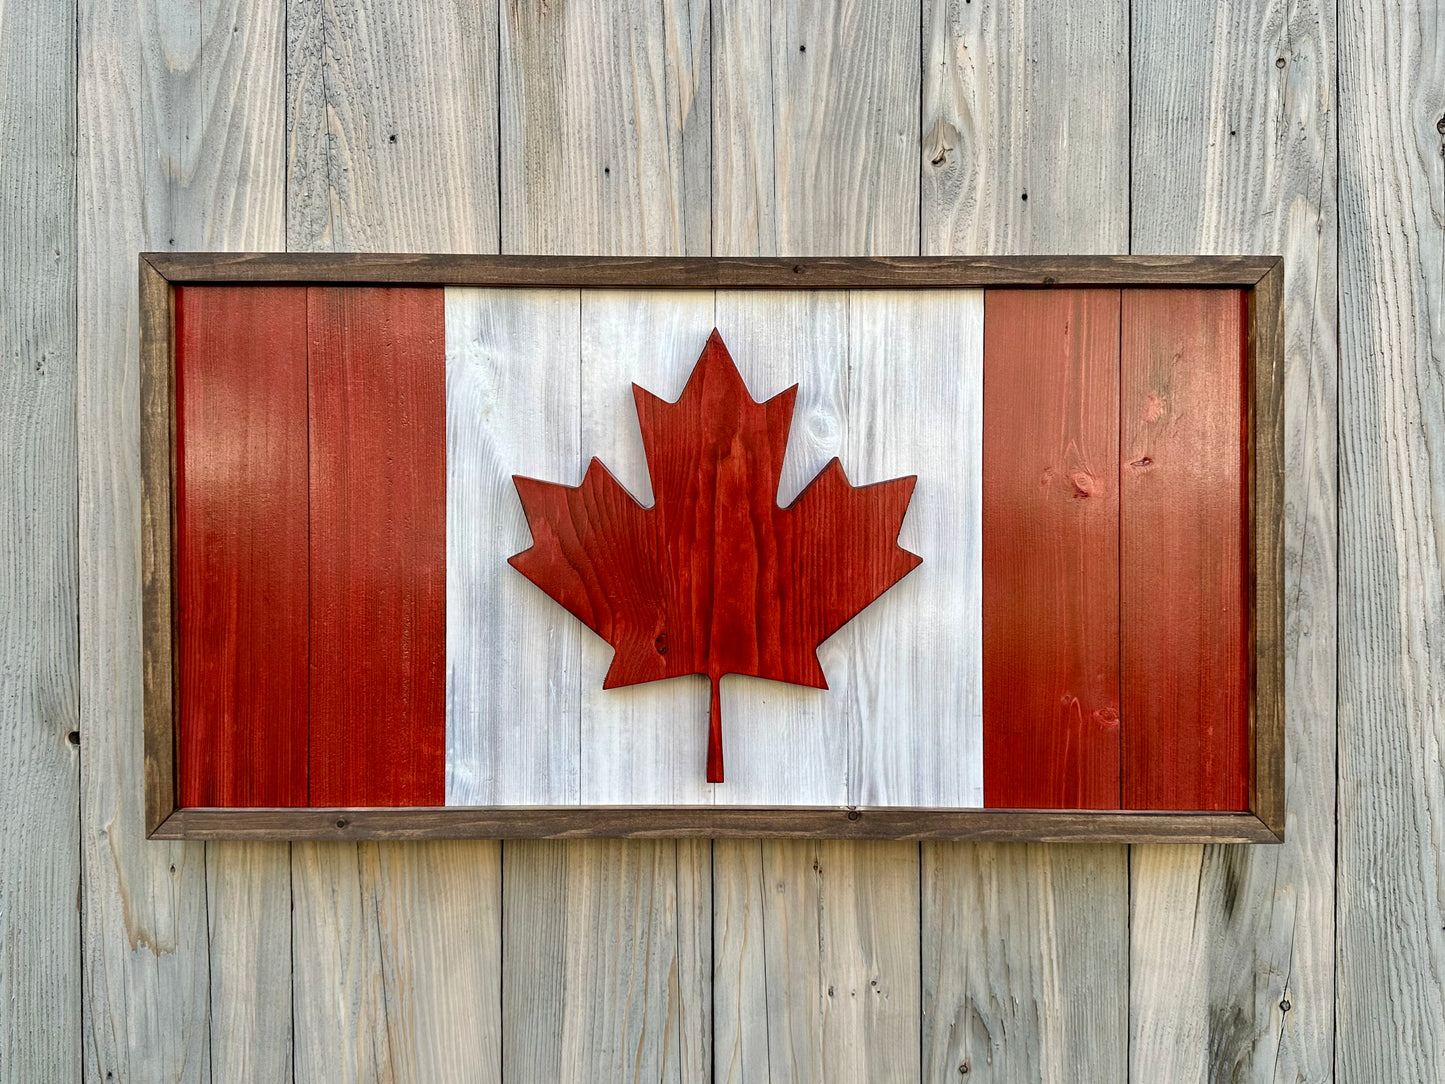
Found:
<box><xmin>141</xmin><ymin>254</ymin><xmax>1285</xmax><ymax>843</ymax></box>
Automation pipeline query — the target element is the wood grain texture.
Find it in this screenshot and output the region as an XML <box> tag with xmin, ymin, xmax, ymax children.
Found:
<box><xmin>147</xmin><ymin>251</ymin><xmax>1282</xmax><ymax>286</ymax></box>
<box><xmin>1337</xmin><ymin>0</ymin><xmax>1445</xmax><ymax>1077</ymax></box>
<box><xmin>292</xmin><ymin>841</ymin><xmax>503</xmax><ymax>1084</ymax></box>
<box><xmin>921</xmin><ymin>0</ymin><xmax>1131</xmax><ymax>1077</ymax></box>
<box><xmin>79</xmin><ymin>0</ymin><xmax>291</xmax><ymax>1078</ymax></box>
<box><xmin>500</xmin><ymin>0</ymin><xmax>711</xmax><ymax>257</ymax></box>
<box><xmin>713</xmin><ymin>0</ymin><xmax>920</xmax><ymax>256</ymax></box>
<box><xmin>982</xmin><ymin>288</ymin><xmax>1122</xmax><ymax>810</ymax></box>
<box><xmin>155</xmin><ymin>807</ymin><xmax>1283</xmax><ymax>843</ymax></box>
<box><xmin>1129</xmin><ymin>0</ymin><xmax>1337</xmax><ymax>1077</ymax></box>
<box><xmin>307</xmin><ymin>285</ymin><xmax>447</xmax><ymax>807</ymax></box>
<box><xmin>1120</xmin><ymin>288</ymin><xmax>1250</xmax><ymax>811</ymax></box>
<box><xmin>502</xmin><ymin>840</ymin><xmax>710</xmax><ymax>1083</ymax></box>
<box><xmin>922</xmin><ymin>0</ymin><xmax>1129</xmax><ymax>256</ymax></box>
<box><xmin>922</xmin><ymin>844</ymin><xmax>1127</xmax><ymax>1081</ymax></box>
<box><xmin>285</xmin><ymin>1</ymin><xmax>504</xmax><ymax>1077</ymax></box>
<box><xmin>710</xmin><ymin>4</ymin><xmax>926</xmax><ymax>1076</ymax></box>
<box><xmin>286</xmin><ymin>0</ymin><xmax>499</xmax><ymax>253</ymax></box>
<box><xmin>844</xmin><ymin>290</ymin><xmax>984</xmax><ymax>807</ymax></box>
<box><xmin>498</xmin><ymin>5</ymin><xmax>714</xmax><ymax>1079</ymax></box>
<box><xmin>0</xmin><ymin>0</ymin><xmax>78</xmax><ymax>1074</ymax></box>
<box><xmin>714</xmin><ymin>840</ymin><xmax>921</xmax><ymax>1082</ymax></box>
<box><xmin>446</xmin><ymin>287</ymin><xmax>584</xmax><ymax>806</ymax></box>
<box><xmin>174</xmin><ymin>284</ymin><xmax>310</xmax><ymax>807</ymax></box>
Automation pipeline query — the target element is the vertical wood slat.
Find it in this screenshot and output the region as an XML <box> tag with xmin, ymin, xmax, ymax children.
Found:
<box><xmin>1129</xmin><ymin>0</ymin><xmax>1337</xmax><ymax>1076</ymax></box>
<box><xmin>1120</xmin><ymin>288</ymin><xmax>1250</xmax><ymax>811</ymax></box>
<box><xmin>307</xmin><ymin>285</ymin><xmax>447</xmax><ymax>807</ymax></box>
<box><xmin>920</xmin><ymin>0</ymin><xmax>1131</xmax><ymax>1077</ymax></box>
<box><xmin>80</xmin><ymin>0</ymin><xmax>294</xmax><ymax>1078</ymax></box>
<box><xmin>982</xmin><ymin>288</ymin><xmax>1122</xmax><ymax>810</ymax></box>
<box><xmin>1337</xmin><ymin>0</ymin><xmax>1445</xmax><ymax>1077</ymax></box>
<box><xmin>175</xmin><ymin>285</ymin><xmax>310</xmax><ymax>807</ymax></box>
<box><xmin>0</xmin><ymin>0</ymin><xmax>79</xmax><ymax>1072</ymax></box>
<box><xmin>286</xmin><ymin>0</ymin><xmax>504</xmax><ymax>1077</ymax></box>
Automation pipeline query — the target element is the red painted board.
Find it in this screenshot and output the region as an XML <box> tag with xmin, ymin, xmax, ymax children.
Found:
<box><xmin>176</xmin><ymin>285</ymin><xmax>310</xmax><ymax>807</ymax></box>
<box><xmin>307</xmin><ymin>286</ymin><xmax>446</xmax><ymax>806</ymax></box>
<box><xmin>983</xmin><ymin>289</ymin><xmax>1122</xmax><ymax>809</ymax></box>
<box><xmin>1120</xmin><ymin>289</ymin><xmax>1250</xmax><ymax>810</ymax></box>
<box><xmin>510</xmin><ymin>330</ymin><xmax>921</xmax><ymax>782</ymax></box>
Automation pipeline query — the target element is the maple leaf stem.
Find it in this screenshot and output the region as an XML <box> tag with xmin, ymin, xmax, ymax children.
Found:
<box><xmin>706</xmin><ymin>674</ymin><xmax>725</xmax><ymax>784</ymax></box>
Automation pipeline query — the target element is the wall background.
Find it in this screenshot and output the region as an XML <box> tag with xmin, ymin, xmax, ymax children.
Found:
<box><xmin>0</xmin><ymin>0</ymin><xmax>1435</xmax><ymax>1079</ymax></box>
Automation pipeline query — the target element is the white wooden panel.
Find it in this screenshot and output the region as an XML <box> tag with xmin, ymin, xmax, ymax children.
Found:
<box><xmin>447</xmin><ymin>287</ymin><xmax>583</xmax><ymax>806</ymax></box>
<box><xmin>711</xmin><ymin>290</ymin><xmax>852</xmax><ymax>805</ymax></box>
<box><xmin>577</xmin><ymin>290</ymin><xmax>717</xmax><ymax>804</ymax></box>
<box><xmin>845</xmin><ymin>289</ymin><xmax>983</xmax><ymax>807</ymax></box>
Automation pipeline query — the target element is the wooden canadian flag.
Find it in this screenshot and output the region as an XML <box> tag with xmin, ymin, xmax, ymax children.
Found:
<box><xmin>173</xmin><ymin>284</ymin><xmax>1248</xmax><ymax>813</ymax></box>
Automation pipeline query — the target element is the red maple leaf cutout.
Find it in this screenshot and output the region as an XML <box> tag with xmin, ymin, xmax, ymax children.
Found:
<box><xmin>509</xmin><ymin>329</ymin><xmax>922</xmax><ymax>783</ymax></box>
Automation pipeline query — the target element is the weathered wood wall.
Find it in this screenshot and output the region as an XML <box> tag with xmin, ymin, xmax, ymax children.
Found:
<box><xmin>7</xmin><ymin>0</ymin><xmax>1441</xmax><ymax>1079</ymax></box>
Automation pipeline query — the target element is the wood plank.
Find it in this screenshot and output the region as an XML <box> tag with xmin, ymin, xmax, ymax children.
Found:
<box><xmin>500</xmin><ymin>0</ymin><xmax>711</xmax><ymax>256</ymax></box>
<box><xmin>497</xmin><ymin>5</ymin><xmax>714</xmax><ymax>1079</ymax></box>
<box><xmin>307</xmin><ymin>285</ymin><xmax>447</xmax><ymax>807</ymax></box>
<box><xmin>174</xmin><ymin>284</ymin><xmax>310</xmax><ymax>807</ymax></box>
<box><xmin>1120</xmin><ymin>288</ymin><xmax>1250</xmax><ymax>811</ymax></box>
<box><xmin>156</xmin><ymin>806</ymin><xmax>1283</xmax><ymax>844</ymax></box>
<box><xmin>287</xmin><ymin>0</ymin><xmax>500</xmax><ymax>253</ymax></box>
<box><xmin>0</xmin><ymin>0</ymin><xmax>78</xmax><ymax>1073</ymax></box>
<box><xmin>502</xmin><ymin>840</ymin><xmax>711</xmax><ymax>1083</ymax></box>
<box><xmin>844</xmin><ymin>290</ymin><xmax>984</xmax><ymax>808</ymax></box>
<box><xmin>145</xmin><ymin>251</ymin><xmax>1283</xmax><ymax>287</ymax></box>
<box><xmin>921</xmin><ymin>0</ymin><xmax>1131</xmax><ymax>1077</ymax></box>
<box><xmin>711</xmin><ymin>4</ymin><xmax>925</xmax><ymax>1079</ymax></box>
<box><xmin>922</xmin><ymin>844</ymin><xmax>1127</xmax><ymax>1080</ymax></box>
<box><xmin>982</xmin><ymin>288</ymin><xmax>1122</xmax><ymax>810</ymax></box>
<box><xmin>714</xmin><ymin>840</ymin><xmax>921</xmax><ymax>1082</ymax></box>
<box><xmin>1336</xmin><ymin>0</ymin><xmax>1444</xmax><ymax>1077</ymax></box>
<box><xmin>1128</xmin><ymin>0</ymin><xmax>1337</xmax><ymax>1076</ymax></box>
<box><xmin>578</xmin><ymin>290</ymin><xmax>718</xmax><ymax>804</ymax></box>
<box><xmin>712</xmin><ymin>0</ymin><xmax>919</xmax><ymax>256</ymax></box>
<box><xmin>285</xmin><ymin>1</ymin><xmax>504</xmax><ymax>1077</ymax></box>
<box><xmin>79</xmin><ymin>0</ymin><xmax>292</xmax><ymax>1077</ymax></box>
<box><xmin>446</xmin><ymin>287</ymin><xmax>583</xmax><ymax>806</ymax></box>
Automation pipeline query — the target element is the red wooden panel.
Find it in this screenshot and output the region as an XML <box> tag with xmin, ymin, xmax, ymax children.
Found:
<box><xmin>176</xmin><ymin>285</ymin><xmax>310</xmax><ymax>807</ymax></box>
<box><xmin>509</xmin><ymin>330</ymin><xmax>920</xmax><ymax>782</ymax></box>
<box><xmin>1121</xmin><ymin>289</ymin><xmax>1250</xmax><ymax>810</ymax></box>
<box><xmin>307</xmin><ymin>286</ymin><xmax>446</xmax><ymax>806</ymax></box>
<box><xmin>983</xmin><ymin>289</ymin><xmax>1121</xmax><ymax>809</ymax></box>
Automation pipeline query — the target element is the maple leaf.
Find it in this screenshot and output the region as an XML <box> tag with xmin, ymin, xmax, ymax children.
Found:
<box><xmin>508</xmin><ymin>330</ymin><xmax>922</xmax><ymax>783</ymax></box>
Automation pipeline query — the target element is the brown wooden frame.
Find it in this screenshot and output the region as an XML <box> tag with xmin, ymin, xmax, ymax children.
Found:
<box><xmin>141</xmin><ymin>254</ymin><xmax>1285</xmax><ymax>843</ymax></box>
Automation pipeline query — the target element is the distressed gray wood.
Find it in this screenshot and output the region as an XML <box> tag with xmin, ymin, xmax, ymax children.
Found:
<box><xmin>714</xmin><ymin>840</ymin><xmax>921</xmax><ymax>1082</ymax></box>
<box><xmin>286</xmin><ymin>2</ymin><xmax>504</xmax><ymax>1080</ymax></box>
<box><xmin>78</xmin><ymin>0</ymin><xmax>290</xmax><ymax>1078</ymax></box>
<box><xmin>503</xmin><ymin>839</ymin><xmax>711</xmax><ymax>1083</ymax></box>
<box><xmin>287</xmin><ymin>0</ymin><xmax>500</xmax><ymax>253</ymax></box>
<box><xmin>0</xmin><ymin>0</ymin><xmax>78</xmax><ymax>1077</ymax></box>
<box><xmin>919</xmin><ymin>1</ymin><xmax>1132</xmax><ymax>1079</ymax></box>
<box><xmin>844</xmin><ymin>290</ymin><xmax>983</xmax><ymax>808</ymax></box>
<box><xmin>578</xmin><ymin>289</ymin><xmax>718</xmax><ymax>804</ymax></box>
<box><xmin>447</xmin><ymin>287</ymin><xmax>583</xmax><ymax>806</ymax></box>
<box><xmin>500</xmin><ymin>0</ymin><xmax>711</xmax><ymax>256</ymax></box>
<box><xmin>713</xmin><ymin>0</ymin><xmax>921</xmax><ymax>256</ymax></box>
<box><xmin>498</xmin><ymin>4</ymin><xmax>714</xmax><ymax>1079</ymax></box>
<box><xmin>711</xmin><ymin>3</ymin><xmax>925</xmax><ymax>1078</ymax></box>
<box><xmin>1129</xmin><ymin>0</ymin><xmax>1337</xmax><ymax>1078</ymax></box>
<box><xmin>1336</xmin><ymin>1</ymin><xmax>1445</xmax><ymax>1078</ymax></box>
